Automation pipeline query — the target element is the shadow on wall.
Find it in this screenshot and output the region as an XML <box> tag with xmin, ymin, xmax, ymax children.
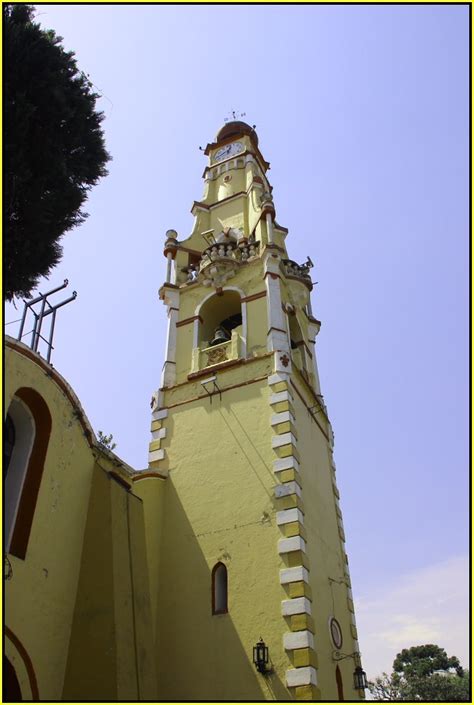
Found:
<box><xmin>154</xmin><ymin>482</ymin><xmax>289</xmax><ymax>701</ymax></box>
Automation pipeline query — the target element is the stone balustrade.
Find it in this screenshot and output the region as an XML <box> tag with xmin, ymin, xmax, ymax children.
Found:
<box><xmin>191</xmin><ymin>330</ymin><xmax>241</xmax><ymax>373</ymax></box>
<box><xmin>281</xmin><ymin>258</ymin><xmax>312</xmax><ymax>285</ymax></box>
<box><xmin>200</xmin><ymin>240</ymin><xmax>260</xmax><ymax>270</ymax></box>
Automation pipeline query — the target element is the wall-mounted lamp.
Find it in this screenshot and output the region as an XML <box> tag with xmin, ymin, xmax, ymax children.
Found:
<box><xmin>253</xmin><ymin>637</ymin><xmax>269</xmax><ymax>674</ymax></box>
<box><xmin>353</xmin><ymin>665</ymin><xmax>369</xmax><ymax>690</ymax></box>
<box><xmin>332</xmin><ymin>651</ymin><xmax>368</xmax><ymax>690</ymax></box>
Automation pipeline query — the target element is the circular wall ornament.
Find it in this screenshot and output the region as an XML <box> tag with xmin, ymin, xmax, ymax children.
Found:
<box><xmin>329</xmin><ymin>617</ymin><xmax>343</xmax><ymax>649</ymax></box>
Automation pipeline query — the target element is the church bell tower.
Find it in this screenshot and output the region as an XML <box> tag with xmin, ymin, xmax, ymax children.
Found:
<box><xmin>144</xmin><ymin>120</ymin><xmax>365</xmax><ymax>700</ymax></box>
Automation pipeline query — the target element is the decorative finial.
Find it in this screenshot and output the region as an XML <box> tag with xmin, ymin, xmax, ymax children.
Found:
<box><xmin>224</xmin><ymin>109</ymin><xmax>247</xmax><ymax>123</ymax></box>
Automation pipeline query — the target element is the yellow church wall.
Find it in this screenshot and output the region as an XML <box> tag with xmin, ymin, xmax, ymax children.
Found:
<box><xmin>246</xmin><ymin>296</ymin><xmax>269</xmax><ymax>354</ymax></box>
<box><xmin>62</xmin><ymin>464</ymin><xmax>118</xmax><ymax>700</ymax></box>
<box><xmin>63</xmin><ymin>466</ymin><xmax>157</xmax><ymax>700</ymax></box>
<box><xmin>152</xmin><ymin>380</ymin><xmax>293</xmax><ymax>700</ymax></box>
<box><xmin>162</xmin><ymin>355</ymin><xmax>273</xmax><ymax>418</ymax></box>
<box><xmin>131</xmin><ymin>476</ymin><xmax>166</xmax><ymax>643</ymax></box>
<box><xmin>5</xmin><ymin>345</ymin><xmax>97</xmax><ymax>700</ymax></box>
<box><xmin>210</xmin><ymin>197</ymin><xmax>247</xmax><ymax>234</ymax></box>
<box><xmin>5</xmin><ymin>341</ymin><xmax>155</xmax><ymax>701</ymax></box>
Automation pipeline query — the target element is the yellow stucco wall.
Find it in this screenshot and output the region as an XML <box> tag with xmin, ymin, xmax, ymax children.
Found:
<box><xmin>152</xmin><ymin>379</ymin><xmax>294</xmax><ymax>700</ymax></box>
<box><xmin>5</xmin><ymin>341</ymin><xmax>157</xmax><ymax>701</ymax></box>
<box><xmin>5</xmin><ymin>344</ymin><xmax>97</xmax><ymax>700</ymax></box>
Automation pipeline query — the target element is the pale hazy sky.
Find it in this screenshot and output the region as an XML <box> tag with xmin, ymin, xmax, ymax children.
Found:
<box><xmin>5</xmin><ymin>3</ymin><xmax>469</xmax><ymax>678</ymax></box>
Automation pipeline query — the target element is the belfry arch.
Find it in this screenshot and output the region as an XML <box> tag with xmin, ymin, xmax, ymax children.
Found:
<box><xmin>194</xmin><ymin>287</ymin><xmax>247</xmax><ymax>355</ymax></box>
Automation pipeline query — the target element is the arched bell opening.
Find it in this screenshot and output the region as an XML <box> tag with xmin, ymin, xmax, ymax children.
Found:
<box><xmin>199</xmin><ymin>291</ymin><xmax>243</xmax><ymax>348</ymax></box>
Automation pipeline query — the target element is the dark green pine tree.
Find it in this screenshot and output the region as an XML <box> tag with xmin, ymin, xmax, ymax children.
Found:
<box><xmin>4</xmin><ymin>4</ymin><xmax>111</xmax><ymax>301</ymax></box>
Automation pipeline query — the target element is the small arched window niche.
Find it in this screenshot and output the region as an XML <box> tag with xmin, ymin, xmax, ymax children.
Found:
<box><xmin>288</xmin><ymin>313</ymin><xmax>311</xmax><ymax>381</ymax></box>
<box><xmin>192</xmin><ymin>290</ymin><xmax>245</xmax><ymax>372</ymax></box>
<box><xmin>212</xmin><ymin>562</ymin><xmax>228</xmax><ymax>615</ymax></box>
<box><xmin>5</xmin><ymin>388</ymin><xmax>52</xmax><ymax>559</ymax></box>
<box><xmin>336</xmin><ymin>664</ymin><xmax>345</xmax><ymax>701</ymax></box>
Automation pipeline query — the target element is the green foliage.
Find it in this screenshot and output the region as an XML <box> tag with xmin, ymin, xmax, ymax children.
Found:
<box><xmin>368</xmin><ymin>645</ymin><xmax>470</xmax><ymax>701</ymax></box>
<box><xmin>97</xmin><ymin>431</ymin><xmax>116</xmax><ymax>452</ymax></box>
<box><xmin>393</xmin><ymin>644</ymin><xmax>463</xmax><ymax>679</ymax></box>
<box><xmin>4</xmin><ymin>4</ymin><xmax>110</xmax><ymax>301</ymax></box>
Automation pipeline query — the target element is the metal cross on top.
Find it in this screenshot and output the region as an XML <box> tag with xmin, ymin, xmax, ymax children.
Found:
<box><xmin>224</xmin><ymin>110</ymin><xmax>246</xmax><ymax>123</ymax></box>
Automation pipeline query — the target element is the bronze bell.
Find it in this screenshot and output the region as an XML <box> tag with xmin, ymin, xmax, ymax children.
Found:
<box><xmin>210</xmin><ymin>326</ymin><xmax>230</xmax><ymax>347</ymax></box>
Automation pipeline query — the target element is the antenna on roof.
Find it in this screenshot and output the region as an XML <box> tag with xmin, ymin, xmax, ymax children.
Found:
<box><xmin>224</xmin><ymin>110</ymin><xmax>247</xmax><ymax>123</ymax></box>
<box><xmin>17</xmin><ymin>279</ymin><xmax>77</xmax><ymax>363</ymax></box>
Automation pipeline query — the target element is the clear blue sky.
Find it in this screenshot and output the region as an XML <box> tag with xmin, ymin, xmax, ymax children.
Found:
<box><xmin>6</xmin><ymin>4</ymin><xmax>469</xmax><ymax>677</ymax></box>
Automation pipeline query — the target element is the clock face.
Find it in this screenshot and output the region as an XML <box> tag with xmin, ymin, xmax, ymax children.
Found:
<box><xmin>213</xmin><ymin>141</ymin><xmax>244</xmax><ymax>163</ymax></box>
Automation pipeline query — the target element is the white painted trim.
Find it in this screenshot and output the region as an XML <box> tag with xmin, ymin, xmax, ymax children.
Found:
<box><xmin>152</xmin><ymin>408</ymin><xmax>168</xmax><ymax>421</ymax></box>
<box><xmin>194</xmin><ymin>286</ymin><xmax>247</xmax><ymax>315</ymax></box>
<box><xmin>273</xmin><ymin>456</ymin><xmax>300</xmax><ymax>473</ymax></box>
<box><xmin>275</xmin><ymin>481</ymin><xmax>302</xmax><ymax>498</ymax></box>
<box><xmin>285</xmin><ymin>667</ymin><xmax>317</xmax><ymax>687</ymax></box>
<box><xmin>192</xmin><ymin>318</ymin><xmax>199</xmax><ymax>349</ymax></box>
<box><xmin>276</xmin><ymin>508</ymin><xmax>304</xmax><ymax>526</ymax></box>
<box><xmin>270</xmin><ymin>390</ymin><xmax>293</xmax><ymax>405</ymax></box>
<box><xmin>283</xmin><ymin>631</ymin><xmax>314</xmax><ymax>651</ymax></box>
<box><xmin>148</xmin><ymin>448</ymin><xmax>165</xmax><ymax>463</ymax></box>
<box><xmin>271</xmin><ymin>411</ymin><xmax>295</xmax><ymax>426</ymax></box>
<box><xmin>280</xmin><ymin>566</ymin><xmax>309</xmax><ymax>585</ymax></box>
<box><xmin>241</xmin><ymin>300</ymin><xmax>247</xmax><ymax>357</ymax></box>
<box><xmin>281</xmin><ymin>597</ymin><xmax>312</xmax><ymax>616</ymax></box>
<box><xmin>278</xmin><ymin>536</ymin><xmax>306</xmax><ymax>554</ymax></box>
<box><xmin>272</xmin><ymin>432</ymin><xmax>297</xmax><ymax>449</ymax></box>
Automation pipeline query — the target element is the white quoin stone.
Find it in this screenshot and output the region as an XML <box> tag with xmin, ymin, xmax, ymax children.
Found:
<box><xmin>278</xmin><ymin>536</ymin><xmax>306</xmax><ymax>555</ymax></box>
<box><xmin>268</xmin><ymin>372</ymin><xmax>290</xmax><ymax>386</ymax></box>
<box><xmin>151</xmin><ymin>427</ymin><xmax>166</xmax><ymax>441</ymax></box>
<box><xmin>148</xmin><ymin>448</ymin><xmax>165</xmax><ymax>463</ymax></box>
<box><xmin>283</xmin><ymin>630</ymin><xmax>315</xmax><ymax>651</ymax></box>
<box><xmin>281</xmin><ymin>597</ymin><xmax>312</xmax><ymax>617</ymax></box>
<box><xmin>276</xmin><ymin>508</ymin><xmax>304</xmax><ymax>526</ymax></box>
<box><xmin>274</xmin><ymin>481</ymin><xmax>302</xmax><ymax>499</ymax></box>
<box><xmin>273</xmin><ymin>456</ymin><xmax>300</xmax><ymax>473</ymax></box>
<box><xmin>286</xmin><ymin>667</ymin><xmax>317</xmax><ymax>687</ymax></box>
<box><xmin>152</xmin><ymin>408</ymin><xmax>168</xmax><ymax>421</ymax></box>
<box><xmin>280</xmin><ymin>566</ymin><xmax>309</xmax><ymax>585</ymax></box>
<box><xmin>271</xmin><ymin>411</ymin><xmax>295</xmax><ymax>426</ymax></box>
<box><xmin>270</xmin><ymin>390</ymin><xmax>293</xmax><ymax>405</ymax></box>
<box><xmin>272</xmin><ymin>433</ymin><xmax>297</xmax><ymax>450</ymax></box>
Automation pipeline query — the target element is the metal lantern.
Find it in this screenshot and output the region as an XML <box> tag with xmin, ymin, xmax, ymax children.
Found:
<box><xmin>253</xmin><ymin>638</ymin><xmax>269</xmax><ymax>674</ymax></box>
<box><xmin>353</xmin><ymin>665</ymin><xmax>368</xmax><ymax>690</ymax></box>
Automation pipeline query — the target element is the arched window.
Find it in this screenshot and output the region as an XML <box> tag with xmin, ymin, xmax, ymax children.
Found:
<box><xmin>4</xmin><ymin>413</ymin><xmax>16</xmax><ymax>474</ymax></box>
<box><xmin>4</xmin><ymin>656</ymin><xmax>23</xmax><ymax>701</ymax></box>
<box><xmin>336</xmin><ymin>664</ymin><xmax>345</xmax><ymax>701</ymax></box>
<box><xmin>212</xmin><ymin>562</ymin><xmax>228</xmax><ymax>615</ymax></box>
<box><xmin>5</xmin><ymin>388</ymin><xmax>52</xmax><ymax>559</ymax></box>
